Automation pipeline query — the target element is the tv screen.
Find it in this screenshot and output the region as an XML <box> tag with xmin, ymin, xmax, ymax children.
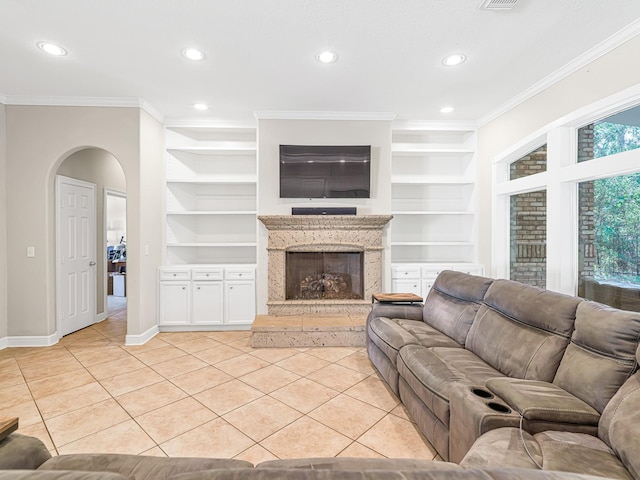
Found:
<box><xmin>280</xmin><ymin>145</ymin><xmax>371</xmax><ymax>198</ymax></box>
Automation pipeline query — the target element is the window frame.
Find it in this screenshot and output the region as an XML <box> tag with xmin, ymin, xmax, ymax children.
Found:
<box><xmin>492</xmin><ymin>85</ymin><xmax>640</xmax><ymax>295</ymax></box>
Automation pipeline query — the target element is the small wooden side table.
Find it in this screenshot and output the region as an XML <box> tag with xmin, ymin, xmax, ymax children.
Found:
<box><xmin>0</xmin><ymin>417</ymin><xmax>18</xmax><ymax>442</ymax></box>
<box><xmin>372</xmin><ymin>292</ymin><xmax>423</xmax><ymax>304</ymax></box>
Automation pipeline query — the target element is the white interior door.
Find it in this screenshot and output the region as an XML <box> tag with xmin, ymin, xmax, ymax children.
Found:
<box><xmin>57</xmin><ymin>175</ymin><xmax>97</xmax><ymax>336</ymax></box>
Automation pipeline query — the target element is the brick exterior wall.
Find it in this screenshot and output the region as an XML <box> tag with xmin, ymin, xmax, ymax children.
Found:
<box><xmin>510</xmin><ymin>144</ymin><xmax>547</xmax><ymax>180</ymax></box>
<box><xmin>510</xmin><ymin>190</ymin><xmax>547</xmax><ymax>287</ymax></box>
<box><xmin>509</xmin><ymin>145</ymin><xmax>548</xmax><ymax>287</ymax></box>
<box><xmin>578</xmin><ymin>125</ymin><xmax>595</xmax><ymax>297</ymax></box>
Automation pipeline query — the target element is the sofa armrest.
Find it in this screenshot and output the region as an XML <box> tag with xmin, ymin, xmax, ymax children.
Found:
<box><xmin>486</xmin><ymin>378</ymin><xmax>600</xmax><ymax>425</ymax></box>
<box><xmin>367</xmin><ymin>303</ymin><xmax>424</xmax><ymax>323</ymax></box>
<box><xmin>0</xmin><ymin>433</ymin><xmax>52</xmax><ymax>469</ymax></box>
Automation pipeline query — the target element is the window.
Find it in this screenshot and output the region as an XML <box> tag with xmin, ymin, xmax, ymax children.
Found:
<box><xmin>510</xmin><ymin>144</ymin><xmax>547</xmax><ymax>180</ymax></box>
<box><xmin>578</xmin><ymin>173</ymin><xmax>640</xmax><ymax>312</ymax></box>
<box><xmin>577</xmin><ymin>105</ymin><xmax>640</xmax><ymax>162</ymax></box>
<box><xmin>494</xmin><ymin>92</ymin><xmax>640</xmax><ymax>302</ymax></box>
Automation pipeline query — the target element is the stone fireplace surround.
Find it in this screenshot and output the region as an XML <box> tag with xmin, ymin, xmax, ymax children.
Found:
<box><xmin>258</xmin><ymin>215</ymin><xmax>393</xmax><ymax>315</ymax></box>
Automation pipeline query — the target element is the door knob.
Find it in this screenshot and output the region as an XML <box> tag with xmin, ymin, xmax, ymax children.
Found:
<box><xmin>89</xmin><ymin>261</ymin><xmax>96</xmax><ymax>266</ymax></box>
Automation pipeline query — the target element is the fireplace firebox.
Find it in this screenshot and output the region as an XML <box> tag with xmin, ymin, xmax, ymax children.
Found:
<box><xmin>286</xmin><ymin>251</ymin><xmax>364</xmax><ymax>300</ymax></box>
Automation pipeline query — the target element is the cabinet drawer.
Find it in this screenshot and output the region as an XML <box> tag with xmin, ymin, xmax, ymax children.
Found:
<box><xmin>192</xmin><ymin>268</ymin><xmax>224</xmax><ymax>280</ymax></box>
<box><xmin>159</xmin><ymin>269</ymin><xmax>191</xmax><ymax>281</ymax></box>
<box><xmin>225</xmin><ymin>268</ymin><xmax>255</xmax><ymax>280</ymax></box>
<box><xmin>391</xmin><ymin>266</ymin><xmax>421</xmax><ymax>279</ymax></box>
<box><xmin>450</xmin><ymin>265</ymin><xmax>484</xmax><ymax>276</ymax></box>
<box><xmin>422</xmin><ymin>265</ymin><xmax>451</xmax><ymax>279</ymax></box>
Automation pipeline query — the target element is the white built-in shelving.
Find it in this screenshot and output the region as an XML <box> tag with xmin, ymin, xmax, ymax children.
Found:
<box><xmin>390</xmin><ymin>125</ymin><xmax>478</xmax><ymax>265</ymax></box>
<box><xmin>164</xmin><ymin>124</ymin><xmax>257</xmax><ymax>265</ymax></box>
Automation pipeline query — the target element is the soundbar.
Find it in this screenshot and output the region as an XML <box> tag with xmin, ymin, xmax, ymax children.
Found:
<box><xmin>292</xmin><ymin>207</ymin><xmax>357</xmax><ymax>216</ymax></box>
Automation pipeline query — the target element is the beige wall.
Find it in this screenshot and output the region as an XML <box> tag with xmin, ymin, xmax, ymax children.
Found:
<box><xmin>0</xmin><ymin>103</ymin><xmax>6</xmax><ymax>341</ymax></box>
<box><xmin>477</xmin><ymin>35</ymin><xmax>640</xmax><ymax>275</ymax></box>
<box><xmin>256</xmin><ymin>118</ymin><xmax>393</xmax><ymax>313</ymax></box>
<box><xmin>135</xmin><ymin>110</ymin><xmax>164</xmax><ymax>337</ymax></box>
<box><xmin>5</xmin><ymin>105</ymin><xmax>161</xmax><ymax>342</ymax></box>
<box><xmin>57</xmin><ymin>148</ymin><xmax>126</xmax><ymax>317</ymax></box>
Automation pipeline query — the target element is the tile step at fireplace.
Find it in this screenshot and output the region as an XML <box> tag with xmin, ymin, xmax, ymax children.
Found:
<box><xmin>251</xmin><ymin>314</ymin><xmax>366</xmax><ymax>348</ymax></box>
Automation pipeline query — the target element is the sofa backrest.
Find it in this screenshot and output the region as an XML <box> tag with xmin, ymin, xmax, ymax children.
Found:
<box><xmin>465</xmin><ymin>279</ymin><xmax>580</xmax><ymax>382</ymax></box>
<box><xmin>554</xmin><ymin>301</ymin><xmax>640</xmax><ymax>413</ymax></box>
<box><xmin>422</xmin><ymin>270</ymin><xmax>494</xmax><ymax>345</ymax></box>
<box><xmin>598</xmin><ymin>345</ymin><xmax>640</xmax><ymax>480</ymax></box>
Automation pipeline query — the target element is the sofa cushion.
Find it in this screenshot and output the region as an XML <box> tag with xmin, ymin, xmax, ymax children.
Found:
<box><xmin>368</xmin><ymin>318</ymin><xmax>461</xmax><ymax>365</ymax></box>
<box><xmin>0</xmin><ymin>434</ymin><xmax>51</xmax><ymax>470</ymax></box>
<box><xmin>553</xmin><ymin>301</ymin><xmax>640</xmax><ymax>413</ymax></box>
<box><xmin>459</xmin><ymin>427</ymin><xmax>542</xmax><ymax>470</ymax></box>
<box><xmin>173</xmin><ymin>468</ymin><xmax>614</xmax><ymax>480</ymax></box>
<box><xmin>532</xmin><ymin>430</ymin><xmax>634</xmax><ymax>480</ymax></box>
<box><xmin>461</xmin><ymin>427</ymin><xmax>634</xmax><ymax>480</ymax></box>
<box><xmin>0</xmin><ymin>472</ymin><xmax>129</xmax><ymax>480</ymax></box>
<box><xmin>39</xmin><ymin>455</ymin><xmax>252</xmax><ymax>480</ymax></box>
<box><xmin>598</xmin><ymin>355</ymin><xmax>640</xmax><ymax>480</ymax></box>
<box><xmin>422</xmin><ymin>271</ymin><xmax>493</xmax><ymax>345</ymax></box>
<box><xmin>398</xmin><ymin>345</ymin><xmax>504</xmax><ymax>427</ymax></box>
<box><xmin>256</xmin><ymin>458</ymin><xmax>462</xmax><ymax>470</ymax></box>
<box><xmin>465</xmin><ymin>280</ymin><xmax>580</xmax><ymax>382</ymax></box>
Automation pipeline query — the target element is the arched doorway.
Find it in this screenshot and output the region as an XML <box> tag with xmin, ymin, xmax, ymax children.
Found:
<box><xmin>56</xmin><ymin>147</ymin><xmax>127</xmax><ymax>341</ymax></box>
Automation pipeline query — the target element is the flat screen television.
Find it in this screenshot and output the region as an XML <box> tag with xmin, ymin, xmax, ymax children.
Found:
<box><xmin>279</xmin><ymin>145</ymin><xmax>371</xmax><ymax>198</ymax></box>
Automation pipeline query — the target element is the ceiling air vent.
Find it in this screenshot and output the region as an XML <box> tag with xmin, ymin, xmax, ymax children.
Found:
<box><xmin>480</xmin><ymin>0</ymin><xmax>519</xmax><ymax>10</ymax></box>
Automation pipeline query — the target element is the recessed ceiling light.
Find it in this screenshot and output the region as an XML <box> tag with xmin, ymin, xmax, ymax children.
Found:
<box><xmin>182</xmin><ymin>48</ymin><xmax>206</xmax><ymax>61</ymax></box>
<box><xmin>37</xmin><ymin>42</ymin><xmax>67</xmax><ymax>56</ymax></box>
<box><xmin>193</xmin><ymin>103</ymin><xmax>208</xmax><ymax>111</ymax></box>
<box><xmin>440</xmin><ymin>106</ymin><xmax>455</xmax><ymax>113</ymax></box>
<box><xmin>442</xmin><ymin>54</ymin><xmax>466</xmax><ymax>66</ymax></box>
<box><xmin>316</xmin><ymin>51</ymin><xmax>338</xmax><ymax>64</ymax></box>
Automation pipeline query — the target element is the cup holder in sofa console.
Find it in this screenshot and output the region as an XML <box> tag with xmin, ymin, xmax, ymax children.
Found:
<box><xmin>487</xmin><ymin>402</ymin><xmax>511</xmax><ymax>414</ymax></box>
<box><xmin>471</xmin><ymin>388</ymin><xmax>494</xmax><ymax>399</ymax></box>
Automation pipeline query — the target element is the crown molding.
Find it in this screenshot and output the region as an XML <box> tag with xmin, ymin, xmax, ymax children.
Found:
<box><xmin>392</xmin><ymin>120</ymin><xmax>478</xmax><ymax>131</ymax></box>
<box><xmin>164</xmin><ymin>117</ymin><xmax>257</xmax><ymax>129</ymax></box>
<box><xmin>139</xmin><ymin>100</ymin><xmax>164</xmax><ymax>124</ymax></box>
<box><xmin>478</xmin><ymin>18</ymin><xmax>640</xmax><ymax>127</ymax></box>
<box><xmin>2</xmin><ymin>95</ymin><xmax>164</xmax><ymax>123</ymax></box>
<box><xmin>254</xmin><ymin>111</ymin><xmax>397</xmax><ymax>121</ymax></box>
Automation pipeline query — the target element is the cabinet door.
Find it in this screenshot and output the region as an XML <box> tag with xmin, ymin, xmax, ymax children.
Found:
<box><xmin>422</xmin><ymin>279</ymin><xmax>435</xmax><ymax>300</ymax></box>
<box><xmin>192</xmin><ymin>281</ymin><xmax>224</xmax><ymax>325</ymax></box>
<box><xmin>159</xmin><ymin>282</ymin><xmax>190</xmax><ymax>325</ymax></box>
<box><xmin>391</xmin><ymin>279</ymin><xmax>422</xmax><ymax>297</ymax></box>
<box><xmin>224</xmin><ymin>280</ymin><xmax>256</xmax><ymax>325</ymax></box>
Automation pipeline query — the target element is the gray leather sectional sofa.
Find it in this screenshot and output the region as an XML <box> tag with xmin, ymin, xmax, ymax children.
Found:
<box><xmin>366</xmin><ymin>270</ymin><xmax>640</xmax><ymax>479</ymax></box>
<box><xmin>0</xmin><ymin>433</ymin><xmax>624</xmax><ymax>480</ymax></box>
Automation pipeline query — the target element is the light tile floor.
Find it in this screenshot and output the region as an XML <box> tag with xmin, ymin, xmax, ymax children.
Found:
<box><xmin>0</xmin><ymin>296</ymin><xmax>438</xmax><ymax>463</ymax></box>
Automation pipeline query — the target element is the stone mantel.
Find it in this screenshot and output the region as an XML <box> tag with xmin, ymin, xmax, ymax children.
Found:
<box><xmin>259</xmin><ymin>214</ymin><xmax>392</xmax><ymax>315</ymax></box>
<box><xmin>258</xmin><ymin>215</ymin><xmax>393</xmax><ymax>231</ymax></box>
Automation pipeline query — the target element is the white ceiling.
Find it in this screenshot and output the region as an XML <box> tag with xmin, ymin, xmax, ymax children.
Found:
<box><xmin>1</xmin><ymin>0</ymin><xmax>640</xmax><ymax>124</ymax></box>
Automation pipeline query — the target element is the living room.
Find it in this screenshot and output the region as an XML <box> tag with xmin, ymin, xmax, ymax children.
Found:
<box><xmin>2</xmin><ymin>1</ymin><xmax>640</xmax><ymax>478</ymax></box>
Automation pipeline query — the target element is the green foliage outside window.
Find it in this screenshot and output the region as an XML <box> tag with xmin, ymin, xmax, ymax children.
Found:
<box><xmin>592</xmin><ymin>122</ymin><xmax>640</xmax><ymax>284</ymax></box>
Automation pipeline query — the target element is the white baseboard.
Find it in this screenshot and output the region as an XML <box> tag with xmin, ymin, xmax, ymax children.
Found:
<box><xmin>158</xmin><ymin>324</ymin><xmax>252</xmax><ymax>332</ymax></box>
<box><xmin>96</xmin><ymin>312</ymin><xmax>108</xmax><ymax>323</ymax></box>
<box><xmin>6</xmin><ymin>332</ymin><xmax>60</xmax><ymax>348</ymax></box>
<box><xmin>125</xmin><ymin>324</ymin><xmax>159</xmax><ymax>346</ymax></box>
<box><xmin>0</xmin><ymin>337</ymin><xmax>8</xmax><ymax>350</ymax></box>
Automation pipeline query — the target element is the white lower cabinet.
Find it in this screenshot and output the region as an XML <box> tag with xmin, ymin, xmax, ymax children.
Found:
<box><xmin>391</xmin><ymin>263</ymin><xmax>484</xmax><ymax>299</ymax></box>
<box><xmin>225</xmin><ymin>280</ymin><xmax>256</xmax><ymax>325</ymax></box>
<box><xmin>391</xmin><ymin>279</ymin><xmax>422</xmax><ymax>297</ymax></box>
<box><xmin>192</xmin><ymin>281</ymin><xmax>224</xmax><ymax>325</ymax></box>
<box><xmin>158</xmin><ymin>281</ymin><xmax>190</xmax><ymax>326</ymax></box>
<box><xmin>158</xmin><ymin>265</ymin><xmax>255</xmax><ymax>329</ymax></box>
